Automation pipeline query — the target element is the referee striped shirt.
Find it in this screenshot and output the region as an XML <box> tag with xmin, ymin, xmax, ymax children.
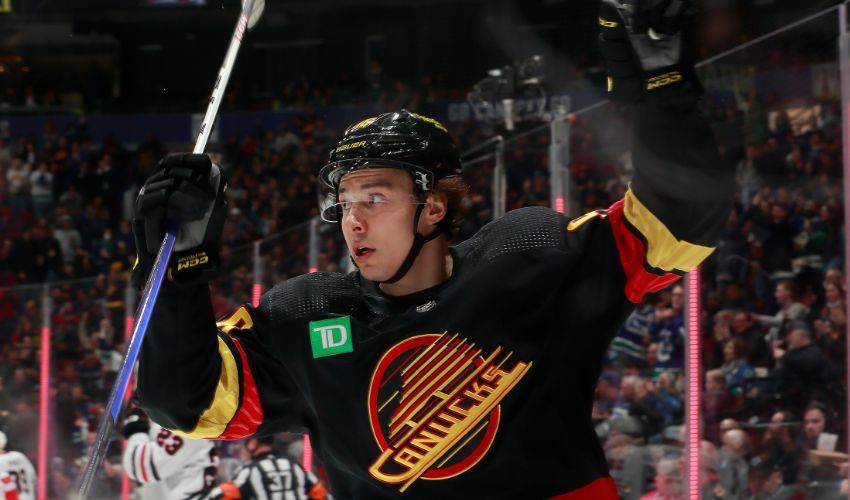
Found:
<box><xmin>230</xmin><ymin>452</ymin><xmax>318</xmax><ymax>500</ymax></box>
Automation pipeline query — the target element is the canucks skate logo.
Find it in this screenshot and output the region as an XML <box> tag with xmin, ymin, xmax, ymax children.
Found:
<box><xmin>366</xmin><ymin>333</ymin><xmax>532</xmax><ymax>492</ymax></box>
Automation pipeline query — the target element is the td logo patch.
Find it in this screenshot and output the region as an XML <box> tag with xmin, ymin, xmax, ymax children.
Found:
<box><xmin>309</xmin><ymin>317</ymin><xmax>353</xmax><ymax>358</ymax></box>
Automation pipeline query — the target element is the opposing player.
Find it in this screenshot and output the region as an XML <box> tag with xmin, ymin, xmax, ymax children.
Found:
<box><xmin>134</xmin><ymin>1</ymin><xmax>732</xmax><ymax>497</ymax></box>
<box><xmin>121</xmin><ymin>408</ymin><xmax>219</xmax><ymax>499</ymax></box>
<box><xmin>0</xmin><ymin>432</ymin><xmax>34</xmax><ymax>500</ymax></box>
<box><xmin>204</xmin><ymin>435</ymin><xmax>328</xmax><ymax>500</ymax></box>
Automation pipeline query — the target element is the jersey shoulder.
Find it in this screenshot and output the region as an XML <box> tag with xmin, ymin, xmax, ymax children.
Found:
<box><xmin>455</xmin><ymin>206</ymin><xmax>569</xmax><ymax>263</ymax></box>
<box><xmin>263</xmin><ymin>271</ymin><xmax>373</xmax><ymax>323</ymax></box>
<box><xmin>0</xmin><ymin>452</ymin><xmax>29</xmax><ymax>466</ymax></box>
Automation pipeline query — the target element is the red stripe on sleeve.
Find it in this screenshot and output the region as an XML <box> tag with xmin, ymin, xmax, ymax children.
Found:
<box><xmin>139</xmin><ymin>443</ymin><xmax>149</xmax><ymax>482</ymax></box>
<box><xmin>218</xmin><ymin>336</ymin><xmax>264</xmax><ymax>440</ymax></box>
<box><xmin>607</xmin><ymin>199</ymin><xmax>680</xmax><ymax>303</ymax></box>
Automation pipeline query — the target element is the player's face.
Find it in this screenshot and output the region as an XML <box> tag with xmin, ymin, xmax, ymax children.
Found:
<box><xmin>339</xmin><ymin>168</ymin><xmax>418</xmax><ymax>282</ymax></box>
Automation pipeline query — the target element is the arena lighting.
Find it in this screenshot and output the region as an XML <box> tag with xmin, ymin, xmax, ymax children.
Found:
<box><xmin>303</xmin><ymin>435</ymin><xmax>313</xmax><ymax>473</ymax></box>
<box><xmin>251</xmin><ymin>283</ymin><xmax>263</xmax><ymax>308</ymax></box>
<box><xmin>554</xmin><ymin>197</ymin><xmax>565</xmax><ymax>214</ymax></box>
<box><xmin>37</xmin><ymin>321</ymin><xmax>49</xmax><ymax>500</ymax></box>
<box><xmin>121</xmin><ymin>314</ymin><xmax>135</xmax><ymax>500</ymax></box>
<box><xmin>120</xmin><ymin>440</ymin><xmax>131</xmax><ymax>500</ymax></box>
<box><xmin>686</xmin><ymin>269</ymin><xmax>701</xmax><ymax>498</ymax></box>
<box><xmin>252</xmin><ymin>240</ymin><xmax>263</xmax><ymax>307</ymax></box>
<box><xmin>304</xmin><ymin>220</ymin><xmax>319</xmax><ymax>472</ymax></box>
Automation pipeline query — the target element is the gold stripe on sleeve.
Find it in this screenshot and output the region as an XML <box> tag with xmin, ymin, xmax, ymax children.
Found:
<box><xmin>623</xmin><ymin>189</ymin><xmax>715</xmax><ymax>273</ymax></box>
<box><xmin>173</xmin><ymin>336</ymin><xmax>240</xmax><ymax>439</ymax></box>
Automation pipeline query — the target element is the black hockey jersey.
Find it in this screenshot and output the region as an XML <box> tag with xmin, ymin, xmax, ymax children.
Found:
<box><xmin>137</xmin><ymin>97</ymin><xmax>734</xmax><ymax>499</ymax></box>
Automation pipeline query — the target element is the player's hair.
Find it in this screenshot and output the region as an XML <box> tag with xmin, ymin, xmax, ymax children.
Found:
<box><xmin>431</xmin><ymin>175</ymin><xmax>469</xmax><ymax>236</ymax></box>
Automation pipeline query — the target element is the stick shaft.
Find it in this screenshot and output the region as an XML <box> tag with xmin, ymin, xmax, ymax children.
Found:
<box><xmin>194</xmin><ymin>1</ymin><xmax>255</xmax><ymax>153</ymax></box>
<box><xmin>77</xmin><ymin>229</ymin><xmax>175</xmax><ymax>499</ymax></box>
<box><xmin>77</xmin><ymin>2</ymin><xmax>256</xmax><ymax>497</ymax></box>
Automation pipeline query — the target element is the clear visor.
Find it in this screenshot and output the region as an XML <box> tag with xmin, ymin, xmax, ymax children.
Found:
<box><xmin>320</xmin><ymin>192</ymin><xmax>425</xmax><ymax>223</ymax></box>
<box><xmin>317</xmin><ymin>158</ymin><xmax>433</xmax><ymax>223</ymax></box>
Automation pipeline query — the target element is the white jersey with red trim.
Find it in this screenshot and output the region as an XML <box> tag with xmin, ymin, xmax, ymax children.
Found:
<box><xmin>0</xmin><ymin>472</ymin><xmax>19</xmax><ymax>500</ymax></box>
<box><xmin>122</xmin><ymin>423</ymin><xmax>217</xmax><ymax>500</ymax></box>
<box><xmin>0</xmin><ymin>452</ymin><xmax>34</xmax><ymax>500</ymax></box>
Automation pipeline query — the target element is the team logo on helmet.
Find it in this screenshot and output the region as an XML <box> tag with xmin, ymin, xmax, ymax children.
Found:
<box><xmin>347</xmin><ymin>116</ymin><xmax>379</xmax><ymax>134</ymax></box>
<box><xmin>410</xmin><ymin>112</ymin><xmax>448</xmax><ymax>132</ymax></box>
<box><xmin>366</xmin><ymin>333</ymin><xmax>532</xmax><ymax>492</ymax></box>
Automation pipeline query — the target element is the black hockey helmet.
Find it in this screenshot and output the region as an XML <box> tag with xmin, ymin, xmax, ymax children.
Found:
<box><xmin>319</xmin><ymin>110</ymin><xmax>462</xmax><ymax>284</ymax></box>
<box><xmin>319</xmin><ymin>109</ymin><xmax>461</xmax><ymax>214</ymax></box>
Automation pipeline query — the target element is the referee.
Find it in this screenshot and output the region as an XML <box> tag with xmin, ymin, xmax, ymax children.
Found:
<box><xmin>207</xmin><ymin>436</ymin><xmax>328</xmax><ymax>500</ymax></box>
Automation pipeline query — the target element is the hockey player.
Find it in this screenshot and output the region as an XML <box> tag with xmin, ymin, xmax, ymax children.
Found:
<box><xmin>121</xmin><ymin>408</ymin><xmax>219</xmax><ymax>499</ymax></box>
<box><xmin>134</xmin><ymin>1</ymin><xmax>733</xmax><ymax>498</ymax></box>
<box><xmin>204</xmin><ymin>435</ymin><xmax>328</xmax><ymax>500</ymax></box>
<box><xmin>0</xmin><ymin>432</ymin><xmax>33</xmax><ymax>500</ymax></box>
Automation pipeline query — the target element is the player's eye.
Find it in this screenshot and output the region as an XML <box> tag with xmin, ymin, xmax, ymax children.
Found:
<box><xmin>367</xmin><ymin>193</ymin><xmax>388</xmax><ymax>206</ymax></box>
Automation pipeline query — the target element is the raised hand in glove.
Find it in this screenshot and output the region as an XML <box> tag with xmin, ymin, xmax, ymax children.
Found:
<box><xmin>132</xmin><ymin>153</ymin><xmax>227</xmax><ymax>288</ymax></box>
<box><xmin>598</xmin><ymin>0</ymin><xmax>698</xmax><ymax>103</ymax></box>
<box><xmin>121</xmin><ymin>407</ymin><xmax>150</xmax><ymax>438</ymax></box>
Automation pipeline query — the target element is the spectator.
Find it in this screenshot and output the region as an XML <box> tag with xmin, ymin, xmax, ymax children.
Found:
<box><xmin>801</xmin><ymin>403</ymin><xmax>836</xmax><ymax>451</ymax></box>
<box><xmin>729</xmin><ymin>311</ymin><xmax>769</xmax><ymax>367</ymax></box>
<box><xmin>755</xmin><ymin>281</ymin><xmax>808</xmax><ymax>343</ymax></box>
<box><xmin>28</xmin><ymin>162</ymin><xmax>53</xmax><ymax>219</ymax></box>
<box><xmin>619</xmin><ymin>375</ymin><xmax>664</xmax><ymax>440</ymax></box>
<box><xmin>6</xmin><ymin>159</ymin><xmax>30</xmax><ymax>216</ymax></box>
<box><xmin>720</xmin><ymin>338</ymin><xmax>755</xmax><ymax>397</ymax></box>
<box><xmin>30</xmin><ymin>222</ymin><xmax>62</xmax><ymax>282</ymax></box>
<box><xmin>773</xmin><ymin>321</ymin><xmax>831</xmax><ymax>413</ymax></box>
<box><xmin>648</xmin><ymin>285</ymin><xmax>685</xmax><ymax>375</ymax></box>
<box><xmin>749</xmin><ymin>461</ymin><xmax>790</xmax><ymax>499</ymax></box>
<box><xmin>717</xmin><ymin>429</ymin><xmax>749</xmax><ymax>500</ymax></box>
<box><xmin>53</xmin><ymin>216</ymin><xmax>82</xmax><ymax>264</ymax></box>
<box><xmin>704</xmin><ymin>369</ymin><xmax>737</xmax><ymax>443</ymax></box>
<box><xmin>640</xmin><ymin>458</ymin><xmax>683</xmax><ymax>500</ymax></box>
<box><xmin>757</xmin><ymin>410</ymin><xmax>801</xmax><ymax>486</ymax></box>
<box><xmin>611</xmin><ymin>302</ymin><xmax>654</xmax><ymax>366</ymax></box>
<box><xmin>653</xmin><ymin>371</ymin><xmax>683</xmax><ymax>426</ymax></box>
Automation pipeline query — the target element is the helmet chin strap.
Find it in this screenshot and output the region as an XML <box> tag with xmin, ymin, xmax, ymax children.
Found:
<box><xmin>379</xmin><ymin>203</ymin><xmax>444</xmax><ymax>284</ymax></box>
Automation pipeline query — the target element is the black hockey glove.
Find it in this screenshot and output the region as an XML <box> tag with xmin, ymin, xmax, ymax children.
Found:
<box><xmin>132</xmin><ymin>153</ymin><xmax>227</xmax><ymax>289</ymax></box>
<box><xmin>598</xmin><ymin>0</ymin><xmax>699</xmax><ymax>103</ymax></box>
<box><xmin>121</xmin><ymin>408</ymin><xmax>150</xmax><ymax>439</ymax></box>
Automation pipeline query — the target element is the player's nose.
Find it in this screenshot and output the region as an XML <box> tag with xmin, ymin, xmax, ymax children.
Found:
<box><xmin>343</xmin><ymin>208</ymin><xmax>367</xmax><ymax>234</ymax></box>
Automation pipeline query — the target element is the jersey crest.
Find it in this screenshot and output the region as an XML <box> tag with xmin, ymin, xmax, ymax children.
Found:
<box><xmin>366</xmin><ymin>333</ymin><xmax>531</xmax><ymax>492</ymax></box>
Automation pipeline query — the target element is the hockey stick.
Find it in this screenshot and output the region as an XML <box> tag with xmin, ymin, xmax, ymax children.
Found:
<box><xmin>75</xmin><ymin>1</ymin><xmax>265</xmax><ymax>498</ymax></box>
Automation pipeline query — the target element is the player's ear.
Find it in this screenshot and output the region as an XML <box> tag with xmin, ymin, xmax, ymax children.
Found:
<box><xmin>424</xmin><ymin>190</ymin><xmax>447</xmax><ymax>227</ymax></box>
